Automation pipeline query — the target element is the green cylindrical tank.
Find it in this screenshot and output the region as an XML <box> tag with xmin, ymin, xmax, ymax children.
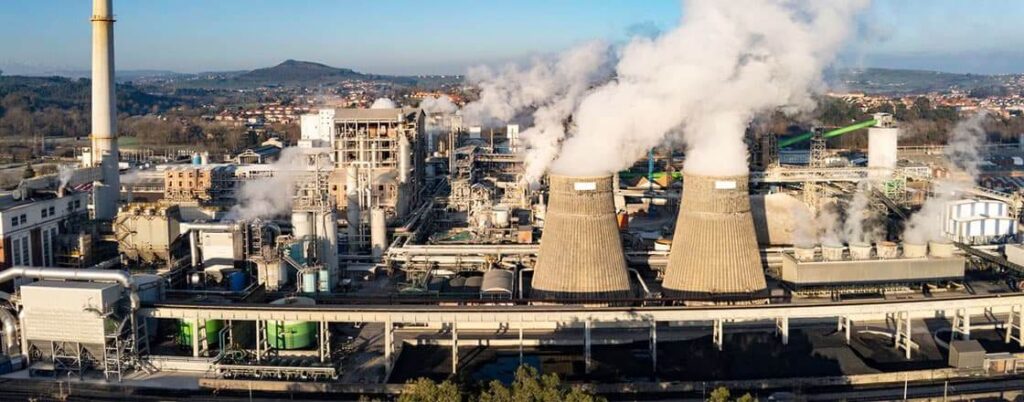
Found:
<box><xmin>266</xmin><ymin>297</ymin><xmax>317</xmax><ymax>350</ymax></box>
<box><xmin>177</xmin><ymin>319</ymin><xmax>224</xmax><ymax>347</ymax></box>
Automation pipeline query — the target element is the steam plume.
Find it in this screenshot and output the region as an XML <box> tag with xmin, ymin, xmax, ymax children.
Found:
<box><xmin>228</xmin><ymin>148</ymin><xmax>330</xmax><ymax>221</ymax></box>
<box><xmin>903</xmin><ymin>112</ymin><xmax>989</xmax><ymax>244</ymax></box>
<box><xmin>462</xmin><ymin>41</ymin><xmax>616</xmax><ymax>182</ymax></box>
<box><xmin>550</xmin><ymin>0</ymin><xmax>868</xmax><ymax>177</ymax></box>
<box><xmin>370</xmin><ymin>98</ymin><xmax>398</xmax><ymax>109</ymax></box>
<box><xmin>419</xmin><ymin>95</ymin><xmax>458</xmax><ymax>115</ymax></box>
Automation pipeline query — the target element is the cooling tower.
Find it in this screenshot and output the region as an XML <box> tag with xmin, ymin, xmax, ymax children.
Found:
<box><xmin>663</xmin><ymin>174</ymin><xmax>767</xmax><ymax>301</ymax></box>
<box><xmin>531</xmin><ymin>174</ymin><xmax>632</xmax><ymax>300</ymax></box>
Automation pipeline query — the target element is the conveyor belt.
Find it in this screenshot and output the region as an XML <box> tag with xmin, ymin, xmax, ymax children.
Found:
<box><xmin>955</xmin><ymin>242</ymin><xmax>1024</xmax><ymax>277</ymax></box>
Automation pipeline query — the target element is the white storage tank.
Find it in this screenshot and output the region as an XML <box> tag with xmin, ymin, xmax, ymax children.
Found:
<box><xmin>292</xmin><ymin>212</ymin><xmax>313</xmax><ymax>240</ymax></box>
<box><xmin>492</xmin><ymin>205</ymin><xmax>511</xmax><ymax>228</ymax></box>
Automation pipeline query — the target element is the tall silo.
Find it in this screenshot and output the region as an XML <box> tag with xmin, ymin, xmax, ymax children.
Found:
<box><xmin>531</xmin><ymin>174</ymin><xmax>632</xmax><ymax>300</ymax></box>
<box><xmin>663</xmin><ymin>174</ymin><xmax>767</xmax><ymax>302</ymax></box>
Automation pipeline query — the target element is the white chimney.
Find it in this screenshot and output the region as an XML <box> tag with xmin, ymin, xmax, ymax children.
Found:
<box><xmin>91</xmin><ymin>0</ymin><xmax>120</xmax><ymax>219</ymax></box>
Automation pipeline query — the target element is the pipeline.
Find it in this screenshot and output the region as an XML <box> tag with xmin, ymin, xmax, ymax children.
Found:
<box><xmin>0</xmin><ymin>308</ymin><xmax>17</xmax><ymax>355</ymax></box>
<box><xmin>777</xmin><ymin>119</ymin><xmax>878</xmax><ymax>148</ymax></box>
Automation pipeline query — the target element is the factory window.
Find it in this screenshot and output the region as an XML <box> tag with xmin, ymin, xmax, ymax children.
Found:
<box><xmin>11</xmin><ymin>238</ymin><xmax>21</xmax><ymax>265</ymax></box>
<box><xmin>74</xmin><ymin>200</ymin><xmax>81</xmax><ymax>209</ymax></box>
<box><xmin>48</xmin><ymin>206</ymin><xmax>55</xmax><ymax>216</ymax></box>
<box><xmin>19</xmin><ymin>215</ymin><xmax>26</xmax><ymax>225</ymax></box>
<box><xmin>41</xmin><ymin>209</ymin><xmax>47</xmax><ymax>218</ymax></box>
<box><xmin>42</xmin><ymin>228</ymin><xmax>51</xmax><ymax>266</ymax></box>
<box><xmin>11</xmin><ymin>217</ymin><xmax>18</xmax><ymax>227</ymax></box>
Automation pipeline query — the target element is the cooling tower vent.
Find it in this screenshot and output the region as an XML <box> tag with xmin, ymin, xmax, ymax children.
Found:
<box><xmin>531</xmin><ymin>174</ymin><xmax>632</xmax><ymax>301</ymax></box>
<box><xmin>662</xmin><ymin>173</ymin><xmax>767</xmax><ymax>302</ymax></box>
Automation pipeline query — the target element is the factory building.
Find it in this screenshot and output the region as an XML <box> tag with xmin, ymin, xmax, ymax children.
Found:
<box><xmin>0</xmin><ymin>191</ymin><xmax>89</xmax><ymax>270</ymax></box>
<box><xmin>162</xmin><ymin>165</ymin><xmax>236</xmax><ymax>204</ymax></box>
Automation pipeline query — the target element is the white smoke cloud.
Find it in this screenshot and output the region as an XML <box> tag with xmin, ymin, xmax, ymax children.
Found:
<box><xmin>419</xmin><ymin>95</ymin><xmax>459</xmax><ymax>115</ymax></box>
<box><xmin>58</xmin><ymin>164</ymin><xmax>75</xmax><ymax>188</ymax></box>
<box><xmin>228</xmin><ymin>147</ymin><xmax>330</xmax><ymax>221</ymax></box>
<box><xmin>902</xmin><ymin>112</ymin><xmax>989</xmax><ymax>244</ymax></box>
<box><xmin>550</xmin><ymin>0</ymin><xmax>869</xmax><ymax>177</ymax></box>
<box><xmin>844</xmin><ymin>182</ymin><xmax>884</xmax><ymax>244</ymax></box>
<box><xmin>461</xmin><ymin>41</ymin><xmax>616</xmax><ymax>182</ymax></box>
<box><xmin>370</xmin><ymin>98</ymin><xmax>398</xmax><ymax>109</ymax></box>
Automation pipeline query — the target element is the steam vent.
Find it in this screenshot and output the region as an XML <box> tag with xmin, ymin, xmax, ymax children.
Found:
<box><xmin>663</xmin><ymin>174</ymin><xmax>767</xmax><ymax>301</ymax></box>
<box><xmin>531</xmin><ymin>174</ymin><xmax>632</xmax><ymax>300</ymax></box>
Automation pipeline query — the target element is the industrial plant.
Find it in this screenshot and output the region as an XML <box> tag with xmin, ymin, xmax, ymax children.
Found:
<box><xmin>3</xmin><ymin>0</ymin><xmax>1024</xmax><ymax>399</ymax></box>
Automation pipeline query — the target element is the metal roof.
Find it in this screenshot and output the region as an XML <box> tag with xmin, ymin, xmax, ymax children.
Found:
<box><xmin>481</xmin><ymin>269</ymin><xmax>514</xmax><ymax>294</ymax></box>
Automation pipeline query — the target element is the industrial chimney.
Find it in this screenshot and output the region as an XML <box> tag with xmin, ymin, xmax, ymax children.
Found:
<box><xmin>531</xmin><ymin>174</ymin><xmax>632</xmax><ymax>300</ymax></box>
<box><xmin>663</xmin><ymin>174</ymin><xmax>767</xmax><ymax>302</ymax></box>
<box><xmin>90</xmin><ymin>0</ymin><xmax>120</xmax><ymax>220</ymax></box>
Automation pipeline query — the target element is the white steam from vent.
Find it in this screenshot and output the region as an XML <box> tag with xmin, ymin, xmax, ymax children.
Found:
<box><xmin>370</xmin><ymin>98</ymin><xmax>398</xmax><ymax>109</ymax></box>
<box><xmin>549</xmin><ymin>0</ymin><xmax>868</xmax><ymax>177</ymax></box>
<box><xmin>902</xmin><ymin>112</ymin><xmax>989</xmax><ymax>244</ymax></box>
<box><xmin>228</xmin><ymin>148</ymin><xmax>330</xmax><ymax>221</ymax></box>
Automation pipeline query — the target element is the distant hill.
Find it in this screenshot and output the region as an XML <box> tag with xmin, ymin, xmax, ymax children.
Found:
<box><xmin>235</xmin><ymin>59</ymin><xmax>367</xmax><ymax>84</ymax></box>
<box><xmin>828</xmin><ymin>67</ymin><xmax>1008</xmax><ymax>95</ymax></box>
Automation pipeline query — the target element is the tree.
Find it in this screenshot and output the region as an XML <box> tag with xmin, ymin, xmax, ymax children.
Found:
<box><xmin>479</xmin><ymin>366</ymin><xmax>603</xmax><ymax>402</ymax></box>
<box><xmin>398</xmin><ymin>365</ymin><xmax>604</xmax><ymax>402</ymax></box>
<box><xmin>398</xmin><ymin>378</ymin><xmax>463</xmax><ymax>402</ymax></box>
<box><xmin>708</xmin><ymin>386</ymin><xmax>756</xmax><ymax>402</ymax></box>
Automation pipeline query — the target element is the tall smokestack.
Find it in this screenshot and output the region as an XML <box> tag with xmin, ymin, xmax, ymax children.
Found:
<box><xmin>663</xmin><ymin>174</ymin><xmax>766</xmax><ymax>302</ymax></box>
<box><xmin>531</xmin><ymin>174</ymin><xmax>631</xmax><ymax>300</ymax></box>
<box><xmin>91</xmin><ymin>0</ymin><xmax>119</xmax><ymax>220</ymax></box>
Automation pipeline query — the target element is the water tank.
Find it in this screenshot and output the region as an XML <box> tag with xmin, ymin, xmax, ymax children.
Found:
<box><xmin>903</xmin><ymin>242</ymin><xmax>928</xmax><ymax>258</ymax></box>
<box><xmin>266</xmin><ymin>297</ymin><xmax>317</xmax><ymax>350</ymax></box>
<box><xmin>849</xmin><ymin>243</ymin><xmax>873</xmax><ymax>260</ymax></box>
<box><xmin>821</xmin><ymin>244</ymin><xmax>845</xmax><ymax>261</ymax></box>
<box><xmin>317</xmin><ymin>268</ymin><xmax>331</xmax><ymax>292</ymax></box>
<box><xmin>929</xmin><ymin>240</ymin><xmax>955</xmax><ymax>258</ymax></box>
<box><xmin>192</xmin><ymin>153</ymin><xmax>202</xmax><ymax>165</ymax></box>
<box><xmin>371</xmin><ymin>208</ymin><xmax>387</xmax><ymax>261</ymax></box>
<box><xmin>178</xmin><ymin>319</ymin><xmax>224</xmax><ymax>347</ymax></box>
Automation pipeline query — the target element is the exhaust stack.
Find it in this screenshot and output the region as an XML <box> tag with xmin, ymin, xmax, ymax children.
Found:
<box><xmin>90</xmin><ymin>0</ymin><xmax>120</xmax><ymax>219</ymax></box>
<box><xmin>531</xmin><ymin>174</ymin><xmax>631</xmax><ymax>300</ymax></box>
<box><xmin>663</xmin><ymin>174</ymin><xmax>767</xmax><ymax>301</ymax></box>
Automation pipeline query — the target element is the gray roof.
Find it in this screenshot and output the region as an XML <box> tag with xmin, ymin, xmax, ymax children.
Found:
<box><xmin>334</xmin><ymin>107</ymin><xmax>421</xmax><ymax>122</ymax></box>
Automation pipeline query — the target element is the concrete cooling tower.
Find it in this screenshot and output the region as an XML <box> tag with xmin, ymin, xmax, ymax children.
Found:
<box><xmin>531</xmin><ymin>174</ymin><xmax>632</xmax><ymax>300</ymax></box>
<box><xmin>663</xmin><ymin>174</ymin><xmax>767</xmax><ymax>301</ymax></box>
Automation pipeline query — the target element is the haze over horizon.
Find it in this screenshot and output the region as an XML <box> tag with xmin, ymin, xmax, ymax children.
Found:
<box><xmin>2</xmin><ymin>0</ymin><xmax>1024</xmax><ymax>76</ymax></box>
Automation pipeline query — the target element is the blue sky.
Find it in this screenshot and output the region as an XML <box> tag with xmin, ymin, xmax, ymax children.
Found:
<box><xmin>2</xmin><ymin>0</ymin><xmax>1023</xmax><ymax>75</ymax></box>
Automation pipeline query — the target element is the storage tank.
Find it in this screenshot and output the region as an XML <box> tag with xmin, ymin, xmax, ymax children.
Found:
<box><xmin>292</xmin><ymin>212</ymin><xmax>313</xmax><ymax>240</ymax></box>
<box><xmin>178</xmin><ymin>319</ymin><xmax>224</xmax><ymax>347</ymax></box>
<box><xmin>266</xmin><ymin>297</ymin><xmax>317</xmax><ymax>350</ymax></box>
<box><xmin>492</xmin><ymin>205</ymin><xmax>511</xmax><ymax>228</ymax></box>
<box><xmin>794</xmin><ymin>246</ymin><xmax>816</xmax><ymax>262</ymax></box>
<box><xmin>903</xmin><ymin>242</ymin><xmax>928</xmax><ymax>258</ymax></box>
<box><xmin>301</xmin><ymin>271</ymin><xmax>318</xmax><ymax>294</ymax></box>
<box><xmin>371</xmin><ymin>207</ymin><xmax>387</xmax><ymax>261</ymax></box>
<box><xmin>821</xmin><ymin>244</ymin><xmax>845</xmax><ymax>261</ymax></box>
<box><xmin>929</xmin><ymin>240</ymin><xmax>955</xmax><ymax>258</ymax></box>
<box><xmin>849</xmin><ymin>243</ymin><xmax>873</xmax><ymax>260</ymax></box>
<box><xmin>877</xmin><ymin>241</ymin><xmax>899</xmax><ymax>259</ymax></box>
<box><xmin>531</xmin><ymin>175</ymin><xmax>632</xmax><ymax>300</ymax></box>
<box><xmin>663</xmin><ymin>174</ymin><xmax>766</xmax><ymax>300</ymax></box>
<box><xmin>225</xmin><ymin>270</ymin><xmax>247</xmax><ymax>292</ymax></box>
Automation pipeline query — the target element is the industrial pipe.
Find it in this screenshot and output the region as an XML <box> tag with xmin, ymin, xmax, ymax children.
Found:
<box><xmin>777</xmin><ymin>119</ymin><xmax>878</xmax><ymax>148</ymax></box>
<box><xmin>0</xmin><ymin>308</ymin><xmax>18</xmax><ymax>355</ymax></box>
<box><xmin>0</xmin><ymin>266</ymin><xmax>139</xmax><ymax>311</ymax></box>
